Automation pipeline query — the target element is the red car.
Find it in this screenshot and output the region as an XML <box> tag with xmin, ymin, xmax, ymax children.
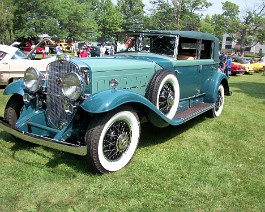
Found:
<box><xmin>230</xmin><ymin>63</ymin><xmax>246</xmax><ymax>75</ymax></box>
<box><xmin>18</xmin><ymin>41</ymin><xmax>45</xmax><ymax>54</ymax></box>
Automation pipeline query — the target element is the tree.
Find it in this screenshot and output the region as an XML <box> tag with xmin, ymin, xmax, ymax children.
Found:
<box><xmin>148</xmin><ymin>0</ymin><xmax>212</xmax><ymax>30</ymax></box>
<box><xmin>12</xmin><ymin>0</ymin><xmax>98</xmax><ymax>41</ymax></box>
<box><xmin>0</xmin><ymin>0</ymin><xmax>15</xmax><ymax>44</ymax></box>
<box><xmin>147</xmin><ymin>0</ymin><xmax>175</xmax><ymax>30</ymax></box>
<box><xmin>211</xmin><ymin>1</ymin><xmax>240</xmax><ymax>42</ymax></box>
<box><xmin>198</xmin><ymin>15</ymin><xmax>215</xmax><ymax>34</ymax></box>
<box><xmin>117</xmin><ymin>0</ymin><xmax>145</xmax><ymax>30</ymax></box>
<box><xmin>235</xmin><ymin>2</ymin><xmax>265</xmax><ymax>55</ymax></box>
<box><xmin>95</xmin><ymin>0</ymin><xmax>123</xmax><ymax>42</ymax></box>
<box><xmin>211</xmin><ymin>1</ymin><xmax>265</xmax><ymax>55</ymax></box>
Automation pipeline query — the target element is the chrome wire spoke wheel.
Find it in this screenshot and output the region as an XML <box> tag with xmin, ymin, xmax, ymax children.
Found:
<box><xmin>159</xmin><ymin>82</ymin><xmax>175</xmax><ymax>114</ymax></box>
<box><xmin>103</xmin><ymin>120</ymin><xmax>131</xmax><ymax>161</ymax></box>
<box><xmin>86</xmin><ymin>107</ymin><xmax>140</xmax><ymax>173</ymax></box>
<box><xmin>215</xmin><ymin>89</ymin><xmax>224</xmax><ymax>112</ymax></box>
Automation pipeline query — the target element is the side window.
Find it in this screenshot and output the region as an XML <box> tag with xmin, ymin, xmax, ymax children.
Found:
<box><xmin>177</xmin><ymin>37</ymin><xmax>212</xmax><ymax>60</ymax></box>
<box><xmin>200</xmin><ymin>40</ymin><xmax>212</xmax><ymax>59</ymax></box>
<box><xmin>150</xmin><ymin>36</ymin><xmax>175</xmax><ymax>56</ymax></box>
<box><xmin>177</xmin><ymin>37</ymin><xmax>197</xmax><ymax>60</ymax></box>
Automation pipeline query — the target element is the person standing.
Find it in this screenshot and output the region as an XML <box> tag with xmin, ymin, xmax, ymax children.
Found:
<box><xmin>79</xmin><ymin>48</ymin><xmax>89</xmax><ymax>58</ymax></box>
<box><xmin>45</xmin><ymin>44</ymin><xmax>49</xmax><ymax>57</ymax></box>
<box><xmin>31</xmin><ymin>41</ymin><xmax>36</xmax><ymax>59</ymax></box>
<box><xmin>117</xmin><ymin>37</ymin><xmax>135</xmax><ymax>52</ymax></box>
<box><xmin>109</xmin><ymin>45</ymin><xmax>115</xmax><ymax>56</ymax></box>
<box><xmin>100</xmin><ymin>45</ymin><xmax>106</xmax><ymax>57</ymax></box>
<box><xmin>56</xmin><ymin>44</ymin><xmax>63</xmax><ymax>59</ymax></box>
<box><xmin>219</xmin><ymin>52</ymin><xmax>226</xmax><ymax>71</ymax></box>
<box><xmin>225</xmin><ymin>56</ymin><xmax>232</xmax><ymax>78</ymax></box>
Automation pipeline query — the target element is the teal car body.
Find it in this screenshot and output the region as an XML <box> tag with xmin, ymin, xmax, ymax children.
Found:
<box><xmin>0</xmin><ymin>30</ymin><xmax>231</xmax><ymax>173</ymax></box>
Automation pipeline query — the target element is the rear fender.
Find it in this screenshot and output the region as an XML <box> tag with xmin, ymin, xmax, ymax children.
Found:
<box><xmin>203</xmin><ymin>72</ymin><xmax>230</xmax><ymax>103</ymax></box>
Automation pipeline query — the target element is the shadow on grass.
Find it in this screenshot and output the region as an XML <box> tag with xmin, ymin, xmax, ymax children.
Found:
<box><xmin>139</xmin><ymin>114</ymin><xmax>207</xmax><ymax>148</ymax></box>
<box><xmin>0</xmin><ymin>131</ymin><xmax>92</xmax><ymax>175</ymax></box>
<box><xmin>0</xmin><ymin>113</ymin><xmax>208</xmax><ymax>174</ymax></box>
<box><xmin>229</xmin><ymin>76</ymin><xmax>265</xmax><ymax>103</ymax></box>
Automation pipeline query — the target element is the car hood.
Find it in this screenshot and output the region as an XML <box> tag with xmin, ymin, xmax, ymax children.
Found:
<box><xmin>71</xmin><ymin>52</ymin><xmax>174</xmax><ymax>72</ymax></box>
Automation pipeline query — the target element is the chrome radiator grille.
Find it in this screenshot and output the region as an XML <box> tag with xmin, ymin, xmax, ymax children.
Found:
<box><xmin>46</xmin><ymin>60</ymin><xmax>80</xmax><ymax>128</ymax></box>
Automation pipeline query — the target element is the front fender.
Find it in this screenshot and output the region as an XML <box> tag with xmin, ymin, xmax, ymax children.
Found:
<box><xmin>80</xmin><ymin>89</ymin><xmax>184</xmax><ymax>127</ymax></box>
<box><xmin>3</xmin><ymin>79</ymin><xmax>25</xmax><ymax>96</ymax></box>
<box><xmin>80</xmin><ymin>89</ymin><xmax>157</xmax><ymax>113</ymax></box>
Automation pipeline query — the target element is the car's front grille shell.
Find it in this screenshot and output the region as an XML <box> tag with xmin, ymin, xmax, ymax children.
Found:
<box><xmin>46</xmin><ymin>60</ymin><xmax>80</xmax><ymax>128</ymax></box>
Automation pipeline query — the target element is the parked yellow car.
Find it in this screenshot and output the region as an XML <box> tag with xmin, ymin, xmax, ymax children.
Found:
<box><xmin>57</xmin><ymin>42</ymin><xmax>72</xmax><ymax>53</ymax></box>
<box><xmin>252</xmin><ymin>62</ymin><xmax>265</xmax><ymax>72</ymax></box>
<box><xmin>231</xmin><ymin>56</ymin><xmax>254</xmax><ymax>74</ymax></box>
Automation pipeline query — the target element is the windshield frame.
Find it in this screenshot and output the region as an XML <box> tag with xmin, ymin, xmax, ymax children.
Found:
<box><xmin>116</xmin><ymin>32</ymin><xmax>178</xmax><ymax>58</ymax></box>
<box><xmin>12</xmin><ymin>49</ymin><xmax>28</xmax><ymax>59</ymax></box>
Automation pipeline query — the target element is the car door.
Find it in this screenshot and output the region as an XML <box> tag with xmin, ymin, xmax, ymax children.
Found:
<box><xmin>173</xmin><ymin>60</ymin><xmax>201</xmax><ymax>99</ymax></box>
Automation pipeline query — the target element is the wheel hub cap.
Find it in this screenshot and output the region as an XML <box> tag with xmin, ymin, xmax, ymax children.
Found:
<box><xmin>167</xmin><ymin>91</ymin><xmax>175</xmax><ymax>106</ymax></box>
<box><xmin>116</xmin><ymin>133</ymin><xmax>129</xmax><ymax>151</ymax></box>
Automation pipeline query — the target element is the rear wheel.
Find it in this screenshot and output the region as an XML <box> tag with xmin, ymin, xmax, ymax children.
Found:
<box><xmin>209</xmin><ymin>84</ymin><xmax>224</xmax><ymax>117</ymax></box>
<box><xmin>4</xmin><ymin>94</ymin><xmax>24</xmax><ymax>127</ymax></box>
<box><xmin>85</xmin><ymin>107</ymin><xmax>140</xmax><ymax>174</ymax></box>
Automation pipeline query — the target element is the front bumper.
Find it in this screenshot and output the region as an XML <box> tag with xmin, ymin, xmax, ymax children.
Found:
<box><xmin>0</xmin><ymin>116</ymin><xmax>87</xmax><ymax>156</ymax></box>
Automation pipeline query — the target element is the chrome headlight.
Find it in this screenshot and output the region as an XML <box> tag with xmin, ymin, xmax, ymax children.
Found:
<box><xmin>24</xmin><ymin>67</ymin><xmax>45</xmax><ymax>93</ymax></box>
<box><xmin>62</xmin><ymin>72</ymin><xmax>84</xmax><ymax>101</ymax></box>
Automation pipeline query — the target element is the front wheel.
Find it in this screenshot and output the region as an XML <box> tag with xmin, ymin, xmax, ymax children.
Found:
<box><xmin>85</xmin><ymin>107</ymin><xmax>140</xmax><ymax>174</ymax></box>
<box><xmin>4</xmin><ymin>94</ymin><xmax>24</xmax><ymax>127</ymax></box>
<box><xmin>209</xmin><ymin>84</ymin><xmax>225</xmax><ymax>117</ymax></box>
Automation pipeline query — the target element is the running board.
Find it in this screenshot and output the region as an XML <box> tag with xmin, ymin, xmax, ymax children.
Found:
<box><xmin>174</xmin><ymin>103</ymin><xmax>215</xmax><ymax>122</ymax></box>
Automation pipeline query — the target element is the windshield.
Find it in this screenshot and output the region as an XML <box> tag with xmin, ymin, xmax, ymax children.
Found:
<box><xmin>232</xmin><ymin>57</ymin><xmax>249</xmax><ymax>64</ymax></box>
<box><xmin>11</xmin><ymin>49</ymin><xmax>28</xmax><ymax>59</ymax></box>
<box><xmin>116</xmin><ymin>33</ymin><xmax>176</xmax><ymax>57</ymax></box>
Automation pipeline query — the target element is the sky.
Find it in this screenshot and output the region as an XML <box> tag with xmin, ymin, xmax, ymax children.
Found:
<box><xmin>138</xmin><ymin>0</ymin><xmax>263</xmax><ymax>16</ymax></box>
<box><xmin>200</xmin><ymin>0</ymin><xmax>262</xmax><ymax>16</ymax></box>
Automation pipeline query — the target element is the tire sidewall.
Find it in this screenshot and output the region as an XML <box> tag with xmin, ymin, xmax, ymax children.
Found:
<box><xmin>214</xmin><ymin>84</ymin><xmax>225</xmax><ymax>117</ymax></box>
<box><xmin>97</xmin><ymin>110</ymin><xmax>140</xmax><ymax>172</ymax></box>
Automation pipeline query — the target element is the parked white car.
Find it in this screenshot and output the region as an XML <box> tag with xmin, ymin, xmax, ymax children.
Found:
<box><xmin>0</xmin><ymin>39</ymin><xmax>56</xmax><ymax>85</ymax></box>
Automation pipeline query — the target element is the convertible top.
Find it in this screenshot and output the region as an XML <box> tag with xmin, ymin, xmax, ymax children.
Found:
<box><xmin>117</xmin><ymin>30</ymin><xmax>219</xmax><ymax>41</ymax></box>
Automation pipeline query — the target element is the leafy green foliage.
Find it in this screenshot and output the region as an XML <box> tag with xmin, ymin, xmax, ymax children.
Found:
<box><xmin>211</xmin><ymin>1</ymin><xmax>265</xmax><ymax>55</ymax></box>
<box><xmin>12</xmin><ymin>0</ymin><xmax>97</xmax><ymax>41</ymax></box>
<box><xmin>0</xmin><ymin>0</ymin><xmax>15</xmax><ymax>44</ymax></box>
<box><xmin>148</xmin><ymin>0</ymin><xmax>212</xmax><ymax>30</ymax></box>
<box><xmin>95</xmin><ymin>0</ymin><xmax>123</xmax><ymax>42</ymax></box>
<box><xmin>117</xmin><ymin>0</ymin><xmax>145</xmax><ymax>30</ymax></box>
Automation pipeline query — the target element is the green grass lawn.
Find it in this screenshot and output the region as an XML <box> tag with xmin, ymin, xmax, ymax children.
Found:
<box><xmin>0</xmin><ymin>73</ymin><xmax>265</xmax><ymax>211</ymax></box>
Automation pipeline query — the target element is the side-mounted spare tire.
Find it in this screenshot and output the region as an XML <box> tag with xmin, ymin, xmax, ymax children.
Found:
<box><xmin>146</xmin><ymin>70</ymin><xmax>180</xmax><ymax>119</ymax></box>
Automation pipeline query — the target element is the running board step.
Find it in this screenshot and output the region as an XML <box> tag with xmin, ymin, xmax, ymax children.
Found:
<box><xmin>174</xmin><ymin>103</ymin><xmax>215</xmax><ymax>122</ymax></box>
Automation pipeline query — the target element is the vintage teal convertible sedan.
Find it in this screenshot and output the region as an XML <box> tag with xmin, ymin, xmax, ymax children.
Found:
<box><xmin>0</xmin><ymin>30</ymin><xmax>231</xmax><ymax>173</ymax></box>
